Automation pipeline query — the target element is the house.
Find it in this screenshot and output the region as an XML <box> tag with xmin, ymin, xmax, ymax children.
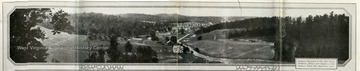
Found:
<box><xmin>172</xmin><ymin>45</ymin><xmax>183</xmax><ymax>53</ymax></box>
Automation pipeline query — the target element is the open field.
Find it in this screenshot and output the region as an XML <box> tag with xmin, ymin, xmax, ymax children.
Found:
<box><xmin>187</xmin><ymin>39</ymin><xmax>274</xmax><ymax>59</ymax></box>
<box><xmin>182</xmin><ymin>29</ymin><xmax>274</xmax><ymax>60</ymax></box>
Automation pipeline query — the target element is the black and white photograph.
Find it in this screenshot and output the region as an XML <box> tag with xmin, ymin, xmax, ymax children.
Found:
<box><xmin>1</xmin><ymin>0</ymin><xmax>358</xmax><ymax>71</ymax></box>
<box><xmin>8</xmin><ymin>6</ymin><xmax>350</xmax><ymax>64</ymax></box>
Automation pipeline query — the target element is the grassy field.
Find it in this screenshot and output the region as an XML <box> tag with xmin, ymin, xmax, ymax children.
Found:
<box><xmin>187</xmin><ymin>39</ymin><xmax>274</xmax><ymax>59</ymax></box>
<box><xmin>36</xmin><ymin>26</ymin><xmax>88</xmax><ymax>62</ymax></box>
<box><xmin>185</xmin><ymin>28</ymin><xmax>275</xmax><ymax>60</ymax></box>
<box><xmin>195</xmin><ymin>29</ymin><xmax>246</xmax><ymax>39</ymax></box>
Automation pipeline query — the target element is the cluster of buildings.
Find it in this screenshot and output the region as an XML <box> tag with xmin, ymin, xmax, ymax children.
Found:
<box><xmin>171</xmin><ymin>22</ymin><xmax>214</xmax><ymax>34</ymax></box>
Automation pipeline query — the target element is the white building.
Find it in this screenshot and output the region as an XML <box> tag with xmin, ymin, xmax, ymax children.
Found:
<box><xmin>172</xmin><ymin>45</ymin><xmax>183</xmax><ymax>53</ymax></box>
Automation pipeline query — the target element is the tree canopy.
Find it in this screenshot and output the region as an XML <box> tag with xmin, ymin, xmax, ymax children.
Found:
<box><xmin>10</xmin><ymin>8</ymin><xmax>72</xmax><ymax>63</ymax></box>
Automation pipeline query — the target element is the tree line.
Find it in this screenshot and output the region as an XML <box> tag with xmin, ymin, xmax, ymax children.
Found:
<box><xmin>283</xmin><ymin>12</ymin><xmax>349</xmax><ymax>62</ymax></box>
<box><xmin>73</xmin><ymin>12</ymin><xmax>175</xmax><ymax>39</ymax></box>
<box><xmin>196</xmin><ymin>12</ymin><xmax>349</xmax><ymax>62</ymax></box>
<box><xmin>84</xmin><ymin>37</ymin><xmax>159</xmax><ymax>63</ymax></box>
<box><xmin>195</xmin><ymin>17</ymin><xmax>278</xmax><ymax>35</ymax></box>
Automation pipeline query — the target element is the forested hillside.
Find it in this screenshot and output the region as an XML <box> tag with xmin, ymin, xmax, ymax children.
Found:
<box><xmin>66</xmin><ymin>13</ymin><xmax>249</xmax><ymax>38</ymax></box>
<box><xmin>284</xmin><ymin>12</ymin><xmax>349</xmax><ymax>61</ymax></box>
<box><xmin>196</xmin><ymin>12</ymin><xmax>349</xmax><ymax>62</ymax></box>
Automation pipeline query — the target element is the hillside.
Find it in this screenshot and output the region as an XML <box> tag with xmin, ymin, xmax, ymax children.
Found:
<box><xmin>35</xmin><ymin>26</ymin><xmax>89</xmax><ymax>62</ymax></box>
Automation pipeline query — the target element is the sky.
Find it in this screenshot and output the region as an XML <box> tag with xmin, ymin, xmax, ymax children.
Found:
<box><xmin>57</xmin><ymin>7</ymin><xmax>347</xmax><ymax>17</ymax></box>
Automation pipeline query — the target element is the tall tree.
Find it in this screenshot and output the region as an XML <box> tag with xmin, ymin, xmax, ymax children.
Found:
<box><xmin>150</xmin><ymin>31</ymin><xmax>159</xmax><ymax>41</ymax></box>
<box><xmin>170</xmin><ymin>36</ymin><xmax>177</xmax><ymax>43</ymax></box>
<box><xmin>125</xmin><ymin>41</ymin><xmax>133</xmax><ymax>54</ymax></box>
<box><xmin>106</xmin><ymin>36</ymin><xmax>123</xmax><ymax>62</ymax></box>
<box><xmin>50</xmin><ymin>10</ymin><xmax>72</xmax><ymax>35</ymax></box>
<box><xmin>136</xmin><ymin>46</ymin><xmax>158</xmax><ymax>63</ymax></box>
<box><xmin>10</xmin><ymin>8</ymin><xmax>71</xmax><ymax>63</ymax></box>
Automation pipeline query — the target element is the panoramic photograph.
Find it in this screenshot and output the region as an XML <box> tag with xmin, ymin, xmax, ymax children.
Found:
<box><xmin>9</xmin><ymin>8</ymin><xmax>349</xmax><ymax>64</ymax></box>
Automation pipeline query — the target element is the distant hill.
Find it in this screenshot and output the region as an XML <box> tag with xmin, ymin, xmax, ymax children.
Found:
<box><xmin>71</xmin><ymin>13</ymin><xmax>252</xmax><ymax>24</ymax></box>
<box><xmin>64</xmin><ymin>12</ymin><xmax>253</xmax><ymax>36</ymax></box>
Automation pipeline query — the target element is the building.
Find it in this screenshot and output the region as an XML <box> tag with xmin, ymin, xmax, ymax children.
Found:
<box><xmin>172</xmin><ymin>45</ymin><xmax>183</xmax><ymax>53</ymax></box>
